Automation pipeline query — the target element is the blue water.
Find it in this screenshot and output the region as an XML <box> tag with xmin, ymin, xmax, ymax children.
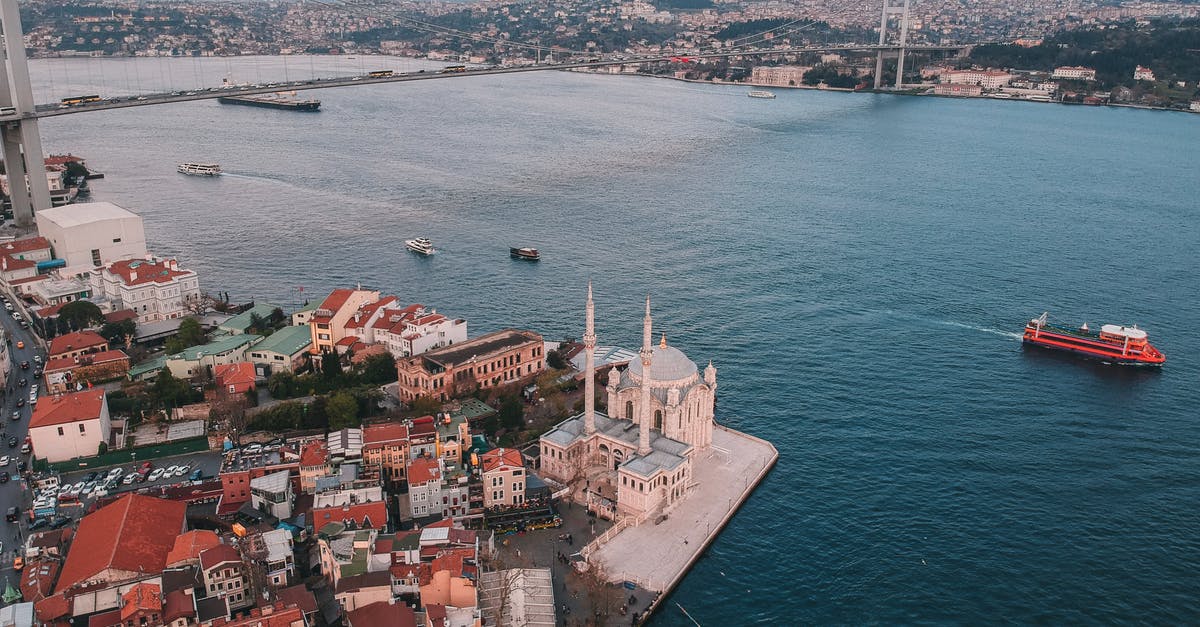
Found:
<box><xmin>32</xmin><ymin>57</ymin><xmax>1200</xmax><ymax>624</ymax></box>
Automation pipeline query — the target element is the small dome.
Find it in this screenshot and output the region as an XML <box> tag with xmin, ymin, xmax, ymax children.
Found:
<box><xmin>628</xmin><ymin>345</ymin><xmax>698</xmax><ymax>382</ymax></box>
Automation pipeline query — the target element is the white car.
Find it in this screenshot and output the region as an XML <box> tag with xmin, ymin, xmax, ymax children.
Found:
<box><xmin>0</xmin><ymin>456</ymin><xmax>9</xmax><ymax>466</ymax></box>
<box><xmin>148</xmin><ymin>468</ymin><xmax>165</xmax><ymax>482</ymax></box>
<box><xmin>174</xmin><ymin>465</ymin><xmax>190</xmax><ymax>477</ymax></box>
<box><xmin>107</xmin><ymin>467</ymin><xmax>124</xmax><ymax>479</ymax></box>
<box><xmin>122</xmin><ymin>473</ymin><xmax>139</xmax><ymax>485</ymax></box>
<box><xmin>81</xmin><ymin>481</ymin><xmax>97</xmax><ymax>495</ymax></box>
<box><xmin>32</xmin><ymin>355</ymin><xmax>41</xmax><ymax>364</ymax></box>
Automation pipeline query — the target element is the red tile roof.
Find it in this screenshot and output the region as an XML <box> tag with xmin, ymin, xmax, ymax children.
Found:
<box><xmin>300</xmin><ymin>440</ymin><xmax>329</xmax><ymax>467</ymax></box>
<box><xmin>313</xmin><ymin>500</ymin><xmax>388</xmax><ymax>530</ymax></box>
<box><xmin>48</xmin><ymin>331</ymin><xmax>108</xmax><ymax>358</ymax></box>
<box><xmin>312</xmin><ymin>288</ymin><xmax>355</xmax><ymax>323</ymax></box>
<box><xmin>120</xmin><ymin>582</ymin><xmax>162</xmax><ymax>622</ymax></box>
<box><xmin>345</xmin><ymin>601</ymin><xmax>417</xmax><ymax>627</ymax></box>
<box><xmin>86</xmin><ymin>608</ymin><xmax>123</xmax><ymax>627</ymax></box>
<box><xmin>214</xmin><ymin>362</ymin><xmax>256</xmax><ymax>388</ymax></box>
<box><xmin>0</xmin><ymin>236</ymin><xmax>50</xmax><ymax>256</ymax></box>
<box><xmin>104</xmin><ymin>257</ymin><xmax>194</xmax><ymax>286</ymax></box>
<box><xmin>56</xmin><ymin>494</ymin><xmax>185</xmax><ymax>593</ymax></box>
<box><xmin>19</xmin><ymin>558</ymin><xmax>60</xmax><ymax>602</ymax></box>
<box><xmin>274</xmin><ymin>584</ymin><xmax>317</xmax><ymax>616</ymax></box>
<box><xmin>44</xmin><ymin>350</ymin><xmax>130</xmax><ymax>374</ymax></box>
<box><xmin>104</xmin><ymin>309</ymin><xmax>139</xmax><ymax>323</ymax></box>
<box><xmin>212</xmin><ymin>603</ymin><xmax>305</xmax><ymax>627</ymax></box>
<box><xmin>166</xmin><ymin>530</ymin><xmax>221</xmax><ymax>567</ymax></box>
<box><xmin>35</xmin><ymin>593</ymin><xmax>71</xmax><ymax>624</ymax></box>
<box><xmin>363</xmin><ymin>422</ymin><xmax>409</xmax><ymax>446</ymax></box>
<box><xmin>430</xmin><ymin>548</ymin><xmax>478</xmax><ymax>580</ymax></box>
<box><xmin>1</xmin><ymin>256</ymin><xmax>37</xmax><ymax>271</ymax></box>
<box><xmin>407</xmin><ymin>456</ymin><xmax>440</xmax><ymax>486</ymax></box>
<box><xmin>198</xmin><ymin>543</ymin><xmax>241</xmax><ymax>572</ymax></box>
<box><xmin>163</xmin><ymin>589</ymin><xmax>195</xmax><ymax>622</ymax></box>
<box><xmin>29</xmin><ymin>389</ymin><xmax>106</xmax><ymax>429</ymax></box>
<box><xmin>480</xmin><ymin>448</ymin><xmax>523</xmax><ymax>473</ymax></box>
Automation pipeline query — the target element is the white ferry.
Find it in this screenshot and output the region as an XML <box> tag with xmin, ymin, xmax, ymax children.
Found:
<box><xmin>177</xmin><ymin>163</ymin><xmax>221</xmax><ymax>176</ymax></box>
<box><xmin>747</xmin><ymin>90</ymin><xmax>776</xmax><ymax>99</ymax></box>
<box><xmin>405</xmin><ymin>238</ymin><xmax>435</xmax><ymax>255</ymax></box>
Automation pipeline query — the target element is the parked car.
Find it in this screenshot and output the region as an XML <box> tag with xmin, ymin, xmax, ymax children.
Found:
<box><xmin>84</xmin><ymin>471</ymin><xmax>98</xmax><ymax>482</ymax></box>
<box><xmin>6</xmin><ymin>436</ymin><xmax>17</xmax><ymax>448</ymax></box>
<box><xmin>0</xmin><ymin>472</ymin><xmax>9</xmax><ymax>484</ymax></box>
<box><xmin>174</xmin><ymin>465</ymin><xmax>190</xmax><ymax>477</ymax></box>
<box><xmin>29</xmin><ymin>518</ymin><xmax>49</xmax><ymax>531</ymax></box>
<box><xmin>17</xmin><ymin>460</ymin><xmax>26</xmax><ymax>472</ymax></box>
<box><xmin>189</xmin><ymin>469</ymin><xmax>204</xmax><ymax>481</ymax></box>
<box><xmin>19</xmin><ymin>361</ymin><xmax>28</xmax><ymax>369</ymax></box>
<box><xmin>49</xmin><ymin>516</ymin><xmax>71</xmax><ymax>529</ymax></box>
<box><xmin>9</xmin><ymin>411</ymin><xmax>17</xmax><ymax>421</ymax></box>
<box><xmin>17</xmin><ymin>379</ymin><xmax>25</xmax><ymax>387</ymax></box>
<box><xmin>19</xmin><ymin>441</ymin><xmax>30</xmax><ymax>454</ymax></box>
<box><xmin>15</xmin><ymin>399</ymin><xmax>23</xmax><ymax>408</ymax></box>
<box><xmin>140</xmin><ymin>461</ymin><xmax>153</xmax><ymax>471</ymax></box>
<box><xmin>107</xmin><ymin>467</ymin><xmax>124</xmax><ymax>479</ymax></box>
<box><xmin>122</xmin><ymin>472</ymin><xmax>138</xmax><ymax>485</ymax></box>
<box><xmin>148</xmin><ymin>468</ymin><xmax>165</xmax><ymax>482</ymax></box>
<box><xmin>0</xmin><ymin>456</ymin><xmax>9</xmax><ymax>466</ymax></box>
<box><xmin>15</xmin><ymin>340</ymin><xmax>23</xmax><ymax>349</ymax></box>
<box><xmin>32</xmin><ymin>355</ymin><xmax>41</xmax><ymax>364</ymax></box>
<box><xmin>4</xmin><ymin>506</ymin><xmax>16</xmax><ymax>522</ymax></box>
<box><xmin>81</xmin><ymin>481</ymin><xmax>97</xmax><ymax>495</ymax></box>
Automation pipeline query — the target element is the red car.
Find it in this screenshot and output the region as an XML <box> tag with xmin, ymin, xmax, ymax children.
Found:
<box><xmin>140</xmin><ymin>461</ymin><xmax>152</xmax><ymax>471</ymax></box>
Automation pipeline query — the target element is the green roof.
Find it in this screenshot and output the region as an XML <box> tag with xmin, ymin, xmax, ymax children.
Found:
<box><xmin>294</xmin><ymin>301</ymin><xmax>318</xmax><ymax>313</ymax></box>
<box><xmin>452</xmin><ymin>398</ymin><xmax>495</xmax><ymax>422</ymax></box>
<box><xmin>340</xmin><ymin>548</ymin><xmax>370</xmax><ymax>578</ymax></box>
<box><xmin>249</xmin><ymin>324</ymin><xmax>312</xmax><ymax>357</ymax></box>
<box><xmin>128</xmin><ymin>354</ymin><xmax>168</xmax><ymax>379</ymax></box>
<box><xmin>218</xmin><ymin>303</ymin><xmax>280</xmax><ymax>334</ymax></box>
<box><xmin>168</xmin><ymin>334</ymin><xmax>261</xmax><ymax>361</ymax></box>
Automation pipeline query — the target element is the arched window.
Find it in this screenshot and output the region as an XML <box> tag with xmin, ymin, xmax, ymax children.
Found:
<box><xmin>625</xmin><ymin>400</ymin><xmax>633</xmax><ymax>421</ymax></box>
<box><xmin>654</xmin><ymin>410</ymin><xmax>663</xmax><ymax>431</ymax></box>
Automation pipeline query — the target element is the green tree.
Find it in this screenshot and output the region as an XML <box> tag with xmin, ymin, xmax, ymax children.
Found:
<box><xmin>409</xmin><ymin>395</ymin><xmax>441</xmax><ymax>417</ymax></box>
<box><xmin>248</xmin><ymin>312</ymin><xmax>266</xmax><ymax>334</ymax></box>
<box><xmin>546</xmin><ymin>349</ymin><xmax>567</xmax><ymax>370</ymax></box>
<box><xmin>321</xmin><ymin>351</ymin><xmax>343</xmax><ymax>381</ymax></box>
<box><xmin>59</xmin><ymin>301</ymin><xmax>104</xmax><ymax>330</ymax></box>
<box><xmin>150</xmin><ymin>367</ymin><xmax>192</xmax><ymax>409</ymax></box>
<box><xmin>360</xmin><ymin>353</ymin><xmax>398</xmax><ymax>385</ymax></box>
<box><xmin>99</xmin><ymin>319</ymin><xmax>137</xmax><ymax>345</ymax></box>
<box><xmin>327</xmin><ymin>391</ymin><xmax>360</xmax><ymax>429</ymax></box>
<box><xmin>267</xmin><ymin>371</ymin><xmax>296</xmax><ymax>399</ymax></box>
<box><xmin>177</xmin><ymin>317</ymin><xmax>206</xmax><ymax>346</ymax></box>
<box><xmin>499</xmin><ymin>395</ymin><xmax>524</xmax><ymax>430</ymax></box>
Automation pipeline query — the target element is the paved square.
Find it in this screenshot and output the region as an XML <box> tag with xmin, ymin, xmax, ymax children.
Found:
<box><xmin>591</xmin><ymin>426</ymin><xmax>777</xmax><ymax>592</ymax></box>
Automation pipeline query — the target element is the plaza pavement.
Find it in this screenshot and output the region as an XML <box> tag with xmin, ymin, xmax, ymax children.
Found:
<box><xmin>590</xmin><ymin>426</ymin><xmax>778</xmax><ymax>592</ymax></box>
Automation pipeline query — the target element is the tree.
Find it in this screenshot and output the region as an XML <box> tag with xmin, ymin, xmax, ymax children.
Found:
<box><xmin>59</xmin><ymin>301</ymin><xmax>104</xmax><ymax>330</ymax></box>
<box><xmin>546</xmin><ymin>349</ymin><xmax>567</xmax><ymax>370</ymax></box>
<box><xmin>409</xmin><ymin>395</ymin><xmax>441</xmax><ymax>417</ymax></box>
<box><xmin>97</xmin><ymin>442</ymin><xmax>108</xmax><ymax>455</ymax></box>
<box><xmin>177</xmin><ymin>317</ymin><xmax>206</xmax><ymax>347</ymax></box>
<box><xmin>184</xmin><ymin>292</ymin><xmax>221</xmax><ymax>315</ymax></box>
<box><xmin>320</xmin><ymin>351</ymin><xmax>343</xmax><ymax>381</ymax></box>
<box><xmin>100</xmin><ymin>319</ymin><xmax>137</xmax><ymax>344</ymax></box>
<box><xmin>327</xmin><ymin>391</ymin><xmax>359</xmax><ymax>429</ymax></box>
<box><xmin>150</xmin><ymin>367</ymin><xmax>193</xmax><ymax>410</ymax></box>
<box><xmin>247</xmin><ymin>312</ymin><xmax>266</xmax><ymax>334</ymax></box>
<box><xmin>360</xmin><ymin>353</ymin><xmax>398</xmax><ymax>385</ymax></box>
<box><xmin>577</xmin><ymin>559</ymin><xmax>623</xmax><ymax>623</ymax></box>
<box><xmin>267</xmin><ymin>371</ymin><xmax>297</xmax><ymax>399</ymax></box>
<box><xmin>499</xmin><ymin>395</ymin><xmax>524</xmax><ymax>431</ymax></box>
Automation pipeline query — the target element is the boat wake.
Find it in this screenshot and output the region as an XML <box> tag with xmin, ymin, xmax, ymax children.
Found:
<box><xmin>934</xmin><ymin>320</ymin><xmax>1023</xmax><ymax>340</ymax></box>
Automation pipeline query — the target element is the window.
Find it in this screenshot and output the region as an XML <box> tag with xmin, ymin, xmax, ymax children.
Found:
<box><xmin>78</xmin><ymin>423</ymin><xmax>86</xmax><ymax>434</ymax></box>
<box><xmin>625</xmin><ymin>401</ymin><xmax>633</xmax><ymax>421</ymax></box>
<box><xmin>91</xmin><ymin>249</ymin><xmax>102</xmax><ymax>266</ymax></box>
<box><xmin>112</xmin><ymin>237</ymin><xmax>122</xmax><ymax>243</ymax></box>
<box><xmin>58</xmin><ymin>427</ymin><xmax>64</xmax><ymax>436</ymax></box>
<box><xmin>654</xmin><ymin>410</ymin><xmax>663</xmax><ymax>431</ymax></box>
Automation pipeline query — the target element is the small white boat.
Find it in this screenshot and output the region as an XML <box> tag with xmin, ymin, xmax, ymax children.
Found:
<box><xmin>747</xmin><ymin>90</ymin><xmax>776</xmax><ymax>99</ymax></box>
<box><xmin>405</xmin><ymin>237</ymin><xmax>435</xmax><ymax>255</ymax></box>
<box><xmin>177</xmin><ymin>163</ymin><xmax>221</xmax><ymax>176</ymax></box>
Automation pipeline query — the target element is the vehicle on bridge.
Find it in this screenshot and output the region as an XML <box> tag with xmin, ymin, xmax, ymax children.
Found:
<box><xmin>440</xmin><ymin>65</ymin><xmax>468</xmax><ymax>74</ymax></box>
<box><xmin>60</xmin><ymin>94</ymin><xmax>101</xmax><ymax>107</ymax></box>
<box><xmin>368</xmin><ymin>70</ymin><xmax>395</xmax><ymax>78</ymax></box>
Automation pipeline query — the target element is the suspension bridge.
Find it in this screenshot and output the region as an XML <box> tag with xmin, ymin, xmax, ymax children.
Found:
<box><xmin>0</xmin><ymin>0</ymin><xmax>962</xmax><ymax>226</ymax></box>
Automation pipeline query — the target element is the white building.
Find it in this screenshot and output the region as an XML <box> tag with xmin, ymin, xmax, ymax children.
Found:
<box><xmin>407</xmin><ymin>456</ymin><xmax>470</xmax><ymax>519</ymax></box>
<box><xmin>27</xmin><ymin>389</ymin><xmax>111</xmax><ymax>463</ymax></box>
<box><xmin>750</xmin><ymin>65</ymin><xmax>811</xmax><ymax>87</ymax></box>
<box><xmin>258</xmin><ymin>528</ymin><xmax>296</xmax><ymax>588</ymax></box>
<box><xmin>340</xmin><ymin>297</ymin><xmax>468</xmax><ymax>359</ymax></box>
<box><xmin>1134</xmin><ymin>65</ymin><xmax>1156</xmax><ymax>81</ymax></box>
<box><xmin>1051</xmin><ymin>66</ymin><xmax>1096</xmax><ymax>81</ymax></box>
<box><xmin>27</xmin><ymin>274</ymin><xmax>92</xmax><ymax>307</ymax></box>
<box><xmin>941</xmin><ymin>69</ymin><xmax>1013</xmax><ymax>89</ymax></box>
<box><xmin>34</xmin><ymin>201</ymin><xmax>148</xmax><ymax>271</ymax></box>
<box><xmin>250</xmin><ymin>470</ymin><xmax>294</xmax><ymax>519</ymax></box>
<box><xmin>92</xmin><ymin>256</ymin><xmax>200</xmax><ymax>322</ymax></box>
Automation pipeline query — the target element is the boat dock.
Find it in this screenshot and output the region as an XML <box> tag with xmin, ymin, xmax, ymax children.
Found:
<box><xmin>589</xmin><ymin>425</ymin><xmax>778</xmax><ymax>622</ymax></box>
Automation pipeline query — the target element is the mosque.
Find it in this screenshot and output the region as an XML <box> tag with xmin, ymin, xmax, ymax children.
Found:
<box><xmin>539</xmin><ymin>285</ymin><xmax>717</xmax><ymax>520</ymax></box>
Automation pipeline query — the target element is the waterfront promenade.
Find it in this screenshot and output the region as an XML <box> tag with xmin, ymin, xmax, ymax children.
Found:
<box><xmin>592</xmin><ymin>426</ymin><xmax>778</xmax><ymax>596</ymax></box>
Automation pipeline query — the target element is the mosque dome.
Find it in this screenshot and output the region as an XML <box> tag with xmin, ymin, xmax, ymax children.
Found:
<box><xmin>628</xmin><ymin>343</ymin><xmax>698</xmax><ymax>383</ymax></box>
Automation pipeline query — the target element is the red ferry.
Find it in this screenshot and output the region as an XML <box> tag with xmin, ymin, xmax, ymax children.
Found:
<box><xmin>1022</xmin><ymin>313</ymin><xmax>1165</xmax><ymax>366</ymax></box>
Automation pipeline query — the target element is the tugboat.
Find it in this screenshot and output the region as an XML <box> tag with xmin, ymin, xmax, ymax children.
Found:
<box><xmin>1022</xmin><ymin>312</ymin><xmax>1166</xmax><ymax>366</ymax></box>
<box><xmin>177</xmin><ymin>163</ymin><xmax>221</xmax><ymax>176</ymax></box>
<box><xmin>405</xmin><ymin>238</ymin><xmax>435</xmax><ymax>256</ymax></box>
<box><xmin>510</xmin><ymin>247</ymin><xmax>540</xmax><ymax>261</ymax></box>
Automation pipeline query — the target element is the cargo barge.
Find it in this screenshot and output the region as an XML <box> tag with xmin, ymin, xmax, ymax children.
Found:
<box><xmin>217</xmin><ymin>92</ymin><xmax>320</xmax><ymax>111</ymax></box>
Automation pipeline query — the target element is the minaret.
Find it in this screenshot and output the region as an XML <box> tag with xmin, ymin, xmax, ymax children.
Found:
<box><xmin>583</xmin><ymin>282</ymin><xmax>597</xmax><ymax>435</ymax></box>
<box><xmin>638</xmin><ymin>295</ymin><xmax>653</xmax><ymax>456</ymax></box>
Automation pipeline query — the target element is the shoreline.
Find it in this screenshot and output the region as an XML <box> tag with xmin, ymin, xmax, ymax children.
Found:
<box><xmin>620</xmin><ymin>71</ymin><xmax>1200</xmax><ymax>116</ymax></box>
<box><xmin>640</xmin><ymin>425</ymin><xmax>779</xmax><ymax>623</ymax></box>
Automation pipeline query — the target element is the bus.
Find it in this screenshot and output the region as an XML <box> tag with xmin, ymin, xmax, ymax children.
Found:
<box><xmin>60</xmin><ymin>94</ymin><xmax>101</xmax><ymax>106</ymax></box>
<box><xmin>368</xmin><ymin>70</ymin><xmax>394</xmax><ymax>78</ymax></box>
<box><xmin>483</xmin><ymin>504</ymin><xmax>562</xmax><ymax>534</ymax></box>
<box><xmin>440</xmin><ymin>65</ymin><xmax>467</xmax><ymax>74</ymax></box>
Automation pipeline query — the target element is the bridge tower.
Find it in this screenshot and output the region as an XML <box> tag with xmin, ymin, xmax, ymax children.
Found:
<box><xmin>873</xmin><ymin>0</ymin><xmax>912</xmax><ymax>90</ymax></box>
<box><xmin>0</xmin><ymin>0</ymin><xmax>51</xmax><ymax>227</ymax></box>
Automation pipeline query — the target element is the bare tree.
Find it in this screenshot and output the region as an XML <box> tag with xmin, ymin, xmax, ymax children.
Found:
<box><xmin>184</xmin><ymin>292</ymin><xmax>221</xmax><ymax>316</ymax></box>
<box><xmin>577</xmin><ymin>559</ymin><xmax>622</xmax><ymax>625</ymax></box>
<box><xmin>479</xmin><ymin>544</ymin><xmax>531</xmax><ymax>626</ymax></box>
